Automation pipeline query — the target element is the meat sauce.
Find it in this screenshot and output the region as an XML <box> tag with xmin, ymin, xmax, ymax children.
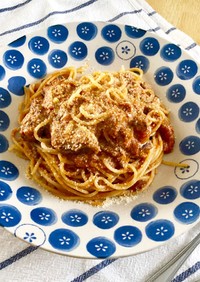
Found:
<box><xmin>20</xmin><ymin>72</ymin><xmax>175</xmax><ymax>168</ymax></box>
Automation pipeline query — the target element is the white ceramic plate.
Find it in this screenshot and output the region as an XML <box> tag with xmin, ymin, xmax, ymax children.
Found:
<box><xmin>0</xmin><ymin>22</ymin><xmax>199</xmax><ymax>258</ymax></box>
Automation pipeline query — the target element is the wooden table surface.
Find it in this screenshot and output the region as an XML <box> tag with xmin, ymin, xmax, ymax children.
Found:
<box><xmin>147</xmin><ymin>0</ymin><xmax>200</xmax><ymax>45</ymax></box>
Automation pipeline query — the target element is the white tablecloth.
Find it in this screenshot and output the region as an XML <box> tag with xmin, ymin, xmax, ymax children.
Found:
<box><xmin>0</xmin><ymin>1</ymin><xmax>199</xmax><ymax>281</ymax></box>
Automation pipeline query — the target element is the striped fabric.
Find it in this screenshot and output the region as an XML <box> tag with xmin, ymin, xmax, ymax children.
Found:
<box><xmin>0</xmin><ymin>1</ymin><xmax>199</xmax><ymax>281</ymax></box>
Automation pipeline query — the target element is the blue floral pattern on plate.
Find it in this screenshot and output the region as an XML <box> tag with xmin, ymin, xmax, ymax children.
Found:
<box><xmin>15</xmin><ymin>223</ymin><xmax>46</xmax><ymax>246</ymax></box>
<box><xmin>76</xmin><ymin>22</ymin><xmax>97</xmax><ymax>41</ymax></box>
<box><xmin>192</xmin><ymin>76</ymin><xmax>200</xmax><ymax>95</ymax></box>
<box><xmin>0</xmin><ymin>65</ymin><xmax>5</xmax><ymax>80</ymax></box>
<box><xmin>101</xmin><ymin>24</ymin><xmax>122</xmax><ymax>42</ymax></box>
<box><xmin>140</xmin><ymin>37</ymin><xmax>160</xmax><ymax>56</ymax></box>
<box><xmin>153</xmin><ymin>186</ymin><xmax>177</xmax><ymax>204</ymax></box>
<box><xmin>176</xmin><ymin>60</ymin><xmax>198</xmax><ymax>80</ymax></box>
<box><xmin>180</xmin><ymin>180</ymin><xmax>200</xmax><ymax>200</ymax></box>
<box><xmin>27</xmin><ymin>58</ymin><xmax>47</xmax><ymax>78</ymax></box>
<box><xmin>179</xmin><ymin>102</ymin><xmax>199</xmax><ymax>122</ymax></box>
<box><xmin>114</xmin><ymin>225</ymin><xmax>142</xmax><ymax>247</ymax></box>
<box><xmin>166</xmin><ymin>84</ymin><xmax>186</xmax><ymax>103</ymax></box>
<box><xmin>0</xmin><ymin>134</ymin><xmax>9</xmax><ymax>153</ymax></box>
<box><xmin>28</xmin><ymin>36</ymin><xmax>50</xmax><ymax>55</ymax></box>
<box><xmin>17</xmin><ymin>186</ymin><xmax>42</xmax><ymax>206</ymax></box>
<box><xmin>3</xmin><ymin>50</ymin><xmax>24</xmax><ymax>70</ymax></box>
<box><xmin>174</xmin><ymin>159</ymin><xmax>199</xmax><ymax>180</ymax></box>
<box><xmin>49</xmin><ymin>228</ymin><xmax>80</xmax><ymax>251</ymax></box>
<box><xmin>9</xmin><ymin>36</ymin><xmax>26</xmax><ymax>47</ymax></box>
<box><xmin>7</xmin><ymin>76</ymin><xmax>26</xmax><ymax>96</ymax></box>
<box><xmin>146</xmin><ymin>220</ymin><xmax>175</xmax><ymax>241</ymax></box>
<box><xmin>0</xmin><ymin>88</ymin><xmax>11</xmax><ymax>108</ymax></box>
<box><xmin>0</xmin><ymin>181</ymin><xmax>12</xmax><ymax>201</ymax></box>
<box><xmin>30</xmin><ymin>207</ymin><xmax>57</xmax><ymax>226</ymax></box>
<box><xmin>68</xmin><ymin>41</ymin><xmax>88</xmax><ymax>60</ymax></box>
<box><xmin>95</xmin><ymin>46</ymin><xmax>115</xmax><ymax>65</ymax></box>
<box><xmin>62</xmin><ymin>209</ymin><xmax>88</xmax><ymax>227</ymax></box>
<box><xmin>86</xmin><ymin>237</ymin><xmax>116</xmax><ymax>258</ymax></box>
<box><xmin>179</xmin><ymin>136</ymin><xmax>200</xmax><ymax>155</ymax></box>
<box><xmin>0</xmin><ymin>161</ymin><xmax>19</xmax><ymax>180</ymax></box>
<box><xmin>130</xmin><ymin>55</ymin><xmax>150</xmax><ymax>73</ymax></box>
<box><xmin>48</xmin><ymin>49</ymin><xmax>68</xmax><ymax>68</ymax></box>
<box><xmin>0</xmin><ymin>110</ymin><xmax>10</xmax><ymax>131</ymax></box>
<box><xmin>196</xmin><ymin>118</ymin><xmax>200</xmax><ymax>134</ymax></box>
<box><xmin>0</xmin><ymin>22</ymin><xmax>199</xmax><ymax>258</ymax></box>
<box><xmin>0</xmin><ymin>205</ymin><xmax>21</xmax><ymax>227</ymax></box>
<box><xmin>154</xmin><ymin>67</ymin><xmax>173</xmax><ymax>86</ymax></box>
<box><xmin>93</xmin><ymin>211</ymin><xmax>119</xmax><ymax>229</ymax></box>
<box><xmin>130</xmin><ymin>203</ymin><xmax>157</xmax><ymax>222</ymax></box>
<box><xmin>124</xmin><ymin>25</ymin><xmax>146</xmax><ymax>38</ymax></box>
<box><xmin>47</xmin><ymin>24</ymin><xmax>69</xmax><ymax>43</ymax></box>
<box><xmin>116</xmin><ymin>40</ymin><xmax>136</xmax><ymax>60</ymax></box>
<box><xmin>174</xmin><ymin>202</ymin><xmax>199</xmax><ymax>224</ymax></box>
<box><xmin>160</xmin><ymin>43</ymin><xmax>181</xmax><ymax>62</ymax></box>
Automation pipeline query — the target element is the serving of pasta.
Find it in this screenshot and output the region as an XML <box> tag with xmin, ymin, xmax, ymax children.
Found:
<box><xmin>11</xmin><ymin>66</ymin><xmax>175</xmax><ymax>205</ymax></box>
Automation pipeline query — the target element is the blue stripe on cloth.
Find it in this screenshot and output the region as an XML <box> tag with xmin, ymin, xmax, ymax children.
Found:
<box><xmin>0</xmin><ymin>0</ymin><xmax>98</xmax><ymax>37</ymax></box>
<box><xmin>108</xmin><ymin>9</ymin><xmax>142</xmax><ymax>22</ymax></box>
<box><xmin>0</xmin><ymin>246</ymin><xmax>38</xmax><ymax>270</ymax></box>
<box><xmin>166</xmin><ymin>27</ymin><xmax>177</xmax><ymax>34</ymax></box>
<box><xmin>71</xmin><ymin>259</ymin><xmax>117</xmax><ymax>282</ymax></box>
<box><xmin>71</xmin><ymin>259</ymin><xmax>200</xmax><ymax>282</ymax></box>
<box><xmin>172</xmin><ymin>261</ymin><xmax>200</xmax><ymax>282</ymax></box>
<box><xmin>185</xmin><ymin>42</ymin><xmax>197</xmax><ymax>51</ymax></box>
<box><xmin>148</xmin><ymin>11</ymin><xmax>157</xmax><ymax>16</ymax></box>
<box><xmin>0</xmin><ymin>0</ymin><xmax>32</xmax><ymax>13</ymax></box>
<box><xmin>148</xmin><ymin>26</ymin><xmax>161</xmax><ymax>32</ymax></box>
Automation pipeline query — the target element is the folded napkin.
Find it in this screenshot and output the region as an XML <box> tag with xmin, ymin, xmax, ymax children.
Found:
<box><xmin>0</xmin><ymin>1</ymin><xmax>199</xmax><ymax>282</ymax></box>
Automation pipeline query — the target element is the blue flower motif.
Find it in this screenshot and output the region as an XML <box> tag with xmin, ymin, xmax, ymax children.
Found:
<box><xmin>52</xmin><ymin>54</ymin><xmax>61</xmax><ymax>63</ymax></box>
<box><xmin>100</xmin><ymin>51</ymin><xmax>109</xmax><ymax>60</ymax></box>
<box><xmin>114</xmin><ymin>225</ymin><xmax>142</xmax><ymax>247</ymax></box>
<box><xmin>39</xmin><ymin>212</ymin><xmax>51</xmax><ymax>221</ymax></box>
<box><xmin>180</xmin><ymin>180</ymin><xmax>200</xmax><ymax>200</ymax></box>
<box><xmin>182</xmin><ymin>209</ymin><xmax>194</xmax><ymax>219</ymax></box>
<box><xmin>174</xmin><ymin>202</ymin><xmax>199</xmax><ymax>224</ymax></box>
<box><xmin>31</xmin><ymin>207</ymin><xmax>57</xmax><ymax>226</ymax></box>
<box><xmin>59</xmin><ymin>236</ymin><xmax>71</xmax><ymax>246</ymax></box>
<box><xmin>93</xmin><ymin>211</ymin><xmax>119</xmax><ymax>229</ymax></box>
<box><xmin>95</xmin><ymin>243</ymin><xmax>108</xmax><ymax>252</ymax></box>
<box><xmin>0</xmin><ymin>189</ymin><xmax>5</xmax><ymax>196</ymax></box>
<box><xmin>62</xmin><ymin>209</ymin><xmax>88</xmax><ymax>227</ymax></box>
<box><xmin>72</xmin><ymin>47</ymin><xmax>82</xmax><ymax>56</ymax></box>
<box><xmin>24</xmin><ymin>232</ymin><xmax>37</xmax><ymax>243</ymax></box>
<box><xmin>47</xmin><ymin>24</ymin><xmax>69</xmax><ymax>43</ymax></box>
<box><xmin>106</xmin><ymin>29</ymin><xmax>115</xmax><ymax>38</ymax></box>
<box><xmin>1</xmin><ymin>211</ymin><xmax>14</xmax><ymax>222</ymax></box>
<box><xmin>24</xmin><ymin>192</ymin><xmax>35</xmax><ymax>202</ymax></box>
<box><xmin>0</xmin><ymin>205</ymin><xmax>21</xmax><ymax>227</ymax></box>
<box><xmin>121</xmin><ymin>231</ymin><xmax>134</xmax><ymax>240</ymax></box>
<box><xmin>7</xmin><ymin>55</ymin><xmax>17</xmax><ymax>65</ymax></box>
<box><xmin>1</xmin><ymin>166</ymin><xmax>13</xmax><ymax>176</ymax></box>
<box><xmin>49</xmin><ymin>228</ymin><xmax>80</xmax><ymax>251</ymax></box>
<box><xmin>52</xmin><ymin>29</ymin><xmax>61</xmax><ymax>37</ymax></box>
<box><xmin>121</xmin><ymin>46</ymin><xmax>130</xmax><ymax>54</ymax></box>
<box><xmin>101</xmin><ymin>216</ymin><xmax>113</xmax><ymax>224</ymax></box>
<box><xmin>180</xmin><ymin>166</ymin><xmax>190</xmax><ymax>174</ymax></box>
<box><xmin>0</xmin><ymin>161</ymin><xmax>19</xmax><ymax>180</ymax></box>
<box><xmin>155</xmin><ymin>226</ymin><xmax>168</xmax><ymax>236</ymax></box>
<box><xmin>31</xmin><ymin>64</ymin><xmax>41</xmax><ymax>74</ymax></box>
<box><xmin>34</xmin><ymin>40</ymin><xmax>43</xmax><ymax>49</ymax></box>
<box><xmin>70</xmin><ymin>214</ymin><xmax>82</xmax><ymax>223</ymax></box>
<box><xmin>138</xmin><ymin>208</ymin><xmax>151</xmax><ymax>217</ymax></box>
<box><xmin>81</xmin><ymin>26</ymin><xmax>89</xmax><ymax>34</ymax></box>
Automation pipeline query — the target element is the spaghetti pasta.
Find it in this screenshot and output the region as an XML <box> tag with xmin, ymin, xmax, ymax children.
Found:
<box><xmin>11</xmin><ymin>66</ymin><xmax>175</xmax><ymax>205</ymax></box>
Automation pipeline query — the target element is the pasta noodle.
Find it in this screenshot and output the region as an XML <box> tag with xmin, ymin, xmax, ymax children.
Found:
<box><xmin>11</xmin><ymin>66</ymin><xmax>175</xmax><ymax>205</ymax></box>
